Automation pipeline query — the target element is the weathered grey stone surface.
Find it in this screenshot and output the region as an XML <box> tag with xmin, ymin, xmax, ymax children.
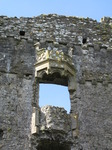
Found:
<box><xmin>40</xmin><ymin>106</ymin><xmax>71</xmax><ymax>132</ymax></box>
<box><xmin>0</xmin><ymin>37</ymin><xmax>35</xmax><ymax>149</ymax></box>
<box><xmin>74</xmin><ymin>82</ymin><xmax>112</xmax><ymax>149</ymax></box>
<box><xmin>0</xmin><ymin>74</ymin><xmax>33</xmax><ymax>150</ymax></box>
<box><xmin>0</xmin><ymin>14</ymin><xmax>112</xmax><ymax>150</ymax></box>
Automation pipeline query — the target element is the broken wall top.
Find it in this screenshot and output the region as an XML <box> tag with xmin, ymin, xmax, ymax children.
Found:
<box><xmin>0</xmin><ymin>14</ymin><xmax>112</xmax><ymax>47</ymax></box>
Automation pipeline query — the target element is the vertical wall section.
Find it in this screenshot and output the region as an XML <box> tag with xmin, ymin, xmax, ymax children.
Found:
<box><xmin>77</xmin><ymin>82</ymin><xmax>112</xmax><ymax>150</ymax></box>
<box><xmin>0</xmin><ymin>37</ymin><xmax>35</xmax><ymax>150</ymax></box>
<box><xmin>71</xmin><ymin>45</ymin><xmax>112</xmax><ymax>149</ymax></box>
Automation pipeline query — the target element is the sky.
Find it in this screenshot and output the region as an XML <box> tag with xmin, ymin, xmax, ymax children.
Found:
<box><xmin>39</xmin><ymin>84</ymin><xmax>70</xmax><ymax>113</ymax></box>
<box><xmin>0</xmin><ymin>0</ymin><xmax>112</xmax><ymax>113</ymax></box>
<box><xmin>0</xmin><ymin>0</ymin><xmax>112</xmax><ymax>21</ymax></box>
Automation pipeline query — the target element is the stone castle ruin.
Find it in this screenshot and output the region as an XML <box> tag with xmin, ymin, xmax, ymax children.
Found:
<box><xmin>0</xmin><ymin>14</ymin><xmax>112</xmax><ymax>150</ymax></box>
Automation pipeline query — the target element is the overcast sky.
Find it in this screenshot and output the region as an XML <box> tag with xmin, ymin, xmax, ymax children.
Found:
<box><xmin>0</xmin><ymin>0</ymin><xmax>112</xmax><ymax>113</ymax></box>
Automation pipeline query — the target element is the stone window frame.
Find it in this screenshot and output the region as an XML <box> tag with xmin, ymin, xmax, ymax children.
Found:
<box><xmin>31</xmin><ymin>42</ymin><xmax>76</xmax><ymax>134</ymax></box>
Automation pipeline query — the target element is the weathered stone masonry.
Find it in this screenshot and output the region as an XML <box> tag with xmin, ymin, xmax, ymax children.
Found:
<box><xmin>0</xmin><ymin>14</ymin><xmax>112</xmax><ymax>150</ymax></box>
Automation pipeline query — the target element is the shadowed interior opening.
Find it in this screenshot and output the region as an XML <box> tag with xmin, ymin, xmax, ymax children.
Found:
<box><xmin>0</xmin><ymin>129</ymin><xmax>3</xmax><ymax>140</ymax></box>
<box><xmin>37</xmin><ymin>140</ymin><xmax>71</xmax><ymax>150</ymax></box>
<box><xmin>82</xmin><ymin>37</ymin><xmax>87</xmax><ymax>44</ymax></box>
<box><xmin>39</xmin><ymin>72</ymin><xmax>68</xmax><ymax>86</ymax></box>
<box><xmin>19</xmin><ymin>30</ymin><xmax>25</xmax><ymax>36</ymax></box>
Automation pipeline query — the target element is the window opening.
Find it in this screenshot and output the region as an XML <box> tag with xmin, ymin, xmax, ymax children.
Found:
<box><xmin>39</xmin><ymin>84</ymin><xmax>70</xmax><ymax>113</ymax></box>
<box><xmin>19</xmin><ymin>31</ymin><xmax>25</xmax><ymax>36</ymax></box>
<box><xmin>0</xmin><ymin>129</ymin><xmax>3</xmax><ymax>140</ymax></box>
<box><xmin>82</xmin><ymin>37</ymin><xmax>87</xmax><ymax>44</ymax></box>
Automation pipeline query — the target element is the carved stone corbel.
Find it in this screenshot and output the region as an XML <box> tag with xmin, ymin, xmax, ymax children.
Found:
<box><xmin>34</xmin><ymin>42</ymin><xmax>76</xmax><ymax>91</ymax></box>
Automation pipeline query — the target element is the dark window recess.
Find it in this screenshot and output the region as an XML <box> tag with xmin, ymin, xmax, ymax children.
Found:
<box><xmin>82</xmin><ymin>38</ymin><xmax>87</xmax><ymax>44</ymax></box>
<box><xmin>25</xmin><ymin>73</ymin><xmax>32</xmax><ymax>77</ymax></box>
<box><xmin>0</xmin><ymin>129</ymin><xmax>3</xmax><ymax>140</ymax></box>
<box><xmin>37</xmin><ymin>140</ymin><xmax>71</xmax><ymax>150</ymax></box>
<box><xmin>19</xmin><ymin>31</ymin><xmax>25</xmax><ymax>36</ymax></box>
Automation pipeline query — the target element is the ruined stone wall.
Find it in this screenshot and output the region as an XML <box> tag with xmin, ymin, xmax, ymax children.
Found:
<box><xmin>0</xmin><ymin>37</ymin><xmax>35</xmax><ymax>150</ymax></box>
<box><xmin>71</xmin><ymin>40</ymin><xmax>112</xmax><ymax>149</ymax></box>
<box><xmin>77</xmin><ymin>82</ymin><xmax>112</xmax><ymax>149</ymax></box>
<box><xmin>0</xmin><ymin>14</ymin><xmax>112</xmax><ymax>150</ymax></box>
<box><xmin>40</xmin><ymin>106</ymin><xmax>71</xmax><ymax>133</ymax></box>
<box><xmin>0</xmin><ymin>15</ymin><xmax>112</xmax><ymax>46</ymax></box>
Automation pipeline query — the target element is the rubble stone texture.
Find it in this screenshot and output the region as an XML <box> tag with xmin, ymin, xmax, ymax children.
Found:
<box><xmin>0</xmin><ymin>14</ymin><xmax>112</xmax><ymax>150</ymax></box>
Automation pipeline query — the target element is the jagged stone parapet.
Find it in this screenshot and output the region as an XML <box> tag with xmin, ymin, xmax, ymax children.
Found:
<box><xmin>40</xmin><ymin>106</ymin><xmax>71</xmax><ymax>133</ymax></box>
<box><xmin>0</xmin><ymin>14</ymin><xmax>112</xmax><ymax>46</ymax></box>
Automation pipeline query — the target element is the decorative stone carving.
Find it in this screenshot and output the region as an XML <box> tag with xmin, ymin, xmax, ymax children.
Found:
<box><xmin>34</xmin><ymin>42</ymin><xmax>76</xmax><ymax>91</ymax></box>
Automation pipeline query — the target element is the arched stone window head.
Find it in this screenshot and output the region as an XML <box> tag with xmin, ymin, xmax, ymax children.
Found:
<box><xmin>34</xmin><ymin>42</ymin><xmax>76</xmax><ymax>91</ymax></box>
